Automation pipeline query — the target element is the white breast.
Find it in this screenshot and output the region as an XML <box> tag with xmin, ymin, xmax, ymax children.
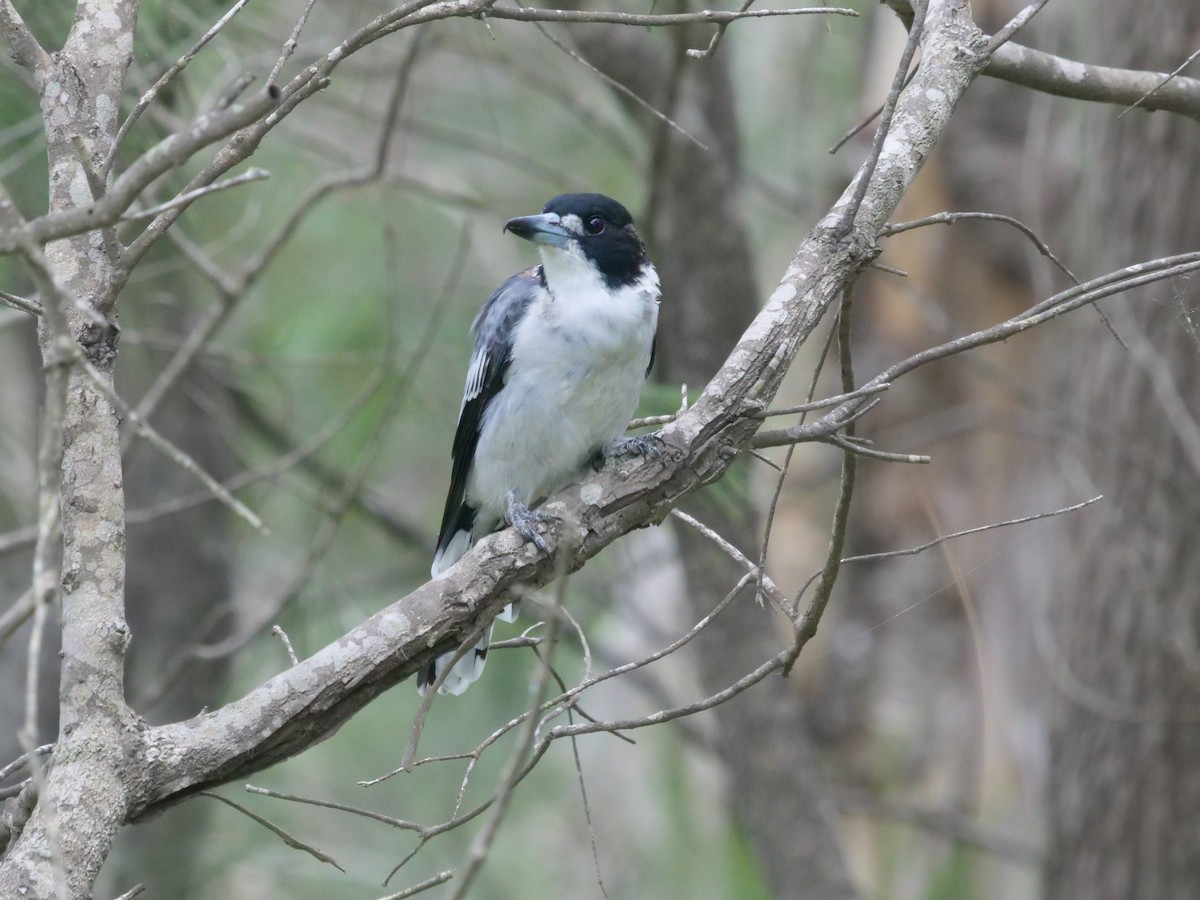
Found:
<box><xmin>467</xmin><ymin>250</ymin><xmax>659</xmax><ymax>519</ymax></box>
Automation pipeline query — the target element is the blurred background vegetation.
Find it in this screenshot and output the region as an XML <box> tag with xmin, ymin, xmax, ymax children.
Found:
<box><xmin>3</xmin><ymin>1</ymin><xmax>1199</xmax><ymax>898</ymax></box>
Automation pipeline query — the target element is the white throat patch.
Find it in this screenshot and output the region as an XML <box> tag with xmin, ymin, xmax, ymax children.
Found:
<box><xmin>538</xmin><ymin>242</ymin><xmax>606</xmax><ymax>302</ymax></box>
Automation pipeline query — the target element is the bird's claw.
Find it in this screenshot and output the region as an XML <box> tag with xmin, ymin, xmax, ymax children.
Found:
<box><xmin>505</xmin><ymin>493</ymin><xmax>559</xmax><ymax>555</ymax></box>
<box><xmin>608</xmin><ymin>433</ymin><xmax>665</xmax><ymax>460</ymax></box>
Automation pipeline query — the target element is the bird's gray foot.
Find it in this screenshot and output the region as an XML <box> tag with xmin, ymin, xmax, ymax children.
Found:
<box><xmin>504</xmin><ymin>490</ymin><xmax>559</xmax><ymax>555</ymax></box>
<box><xmin>608</xmin><ymin>433</ymin><xmax>664</xmax><ymax>460</ymax></box>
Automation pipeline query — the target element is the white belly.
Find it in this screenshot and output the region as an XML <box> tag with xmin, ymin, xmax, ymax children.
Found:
<box><xmin>467</xmin><ymin>276</ymin><xmax>657</xmax><ymax>519</ymax></box>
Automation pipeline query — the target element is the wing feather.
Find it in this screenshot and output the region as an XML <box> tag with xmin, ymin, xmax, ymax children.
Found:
<box><xmin>434</xmin><ymin>268</ymin><xmax>540</xmax><ymax>562</ymax></box>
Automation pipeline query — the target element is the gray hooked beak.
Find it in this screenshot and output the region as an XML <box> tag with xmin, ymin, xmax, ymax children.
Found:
<box><xmin>504</xmin><ymin>212</ymin><xmax>570</xmax><ymax>249</ymax></box>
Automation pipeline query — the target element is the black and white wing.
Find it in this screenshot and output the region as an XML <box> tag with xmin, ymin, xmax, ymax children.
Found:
<box><xmin>431</xmin><ymin>267</ymin><xmax>539</xmax><ymax>575</ymax></box>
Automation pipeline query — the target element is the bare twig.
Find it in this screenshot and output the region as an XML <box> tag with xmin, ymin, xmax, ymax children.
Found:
<box><xmin>687</xmin><ymin>0</ymin><xmax>757</xmax><ymax>60</ymax></box>
<box><xmin>0</xmin><ymin>0</ymin><xmax>49</xmax><ymax>74</ymax></box>
<box><xmin>836</xmin><ymin>0</ymin><xmax>925</xmax><ymax>234</ymax></box>
<box><xmin>821</xmin><ymin>433</ymin><xmax>930</xmax><ymax>464</ymax></box>
<box><xmin>752</xmin><ymin>382</ymin><xmax>889</xmax><ymax>418</ymax></box>
<box><xmin>118</xmin><ymin>168</ymin><xmax>269</xmax><ymax>221</ymax></box>
<box><xmin>269</xmin><ymin>0</ymin><xmax>323</xmax><ymax>86</ymax></box>
<box><xmin>106</xmin><ymin>0</ymin><xmax>254</xmax><ymax>173</ymax></box>
<box><xmin>375</xmin><ymin>871</ymin><xmax>455</xmax><ymax>900</ymax></box>
<box><xmin>755</xmin><ymin>316</ymin><xmax>839</xmax><ymax>607</ymax></box>
<box><xmin>753</xmin><ymin>252</ymin><xmax>1200</xmax><ymax>449</ymax></box>
<box><xmin>0</xmin><ymin>88</ymin><xmax>281</xmax><ymax>257</ymax></box>
<box><xmin>532</xmin><ymin>24</ymin><xmax>708</xmax><ymax>153</ymax></box>
<box><xmin>0</xmin><ymin>585</ymin><xmax>35</xmax><ymax>651</ymax></box>
<box><xmin>628</xmin><ymin>384</ymin><xmax>688</xmax><ymax>429</ymax></box>
<box><xmin>829</xmin><ymin>66</ymin><xmax>918</xmax><ymax>156</ymax></box>
<box><xmin>669</xmin><ymin>509</ymin><xmax>788</xmax><ymax>609</ymax></box>
<box><xmin>272</xmin><ymin>626</ymin><xmax>299</xmax><ymax>666</ymax></box>
<box><xmin>1118</xmin><ymin>45</ymin><xmax>1200</xmax><ymax>118</ymax></box>
<box><xmin>0</xmin><ymin>744</ymin><xmax>52</xmax><ymax>783</ymax></box>
<box><xmin>985</xmin><ymin>0</ymin><xmax>1051</xmax><ymax>54</ymax></box>
<box><xmin>488</xmin><ymin>6</ymin><xmax>858</xmax><ymax>28</ymax></box>
<box><xmin>0</xmin><ymin>288</ymin><xmax>41</xmax><ymax>316</ymax></box>
<box><xmin>786</xmin><ymin>288</ymin><xmax>858</xmax><ymax>647</ymax></box>
<box><xmin>446</xmin><ymin>531</ymin><xmax>574</xmax><ymax>900</ymax></box>
<box><xmin>794</xmin><ymin>496</ymin><xmax>1104</xmax><ymax>604</ymax></box>
<box><xmin>74</xmin><ymin>357</ymin><xmax>267</xmax><ymax>534</ymax></box>
<box><xmin>200</xmin><ymin>793</ymin><xmax>345</xmax><ymax>872</ymax></box>
<box><xmin>880</xmin><ymin>210</ymin><xmax>1078</xmax><ymax>283</ymax></box>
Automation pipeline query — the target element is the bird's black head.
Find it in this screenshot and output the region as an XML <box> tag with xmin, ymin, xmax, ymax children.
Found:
<box><xmin>504</xmin><ymin>192</ymin><xmax>648</xmax><ymax>288</ymax></box>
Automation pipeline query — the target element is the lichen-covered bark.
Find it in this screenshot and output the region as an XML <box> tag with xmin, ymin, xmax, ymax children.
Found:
<box><xmin>0</xmin><ymin>2</ymin><xmax>141</xmax><ymax>897</ymax></box>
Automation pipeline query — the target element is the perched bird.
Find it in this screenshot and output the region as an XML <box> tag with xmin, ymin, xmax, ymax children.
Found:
<box><xmin>419</xmin><ymin>193</ymin><xmax>661</xmax><ymax>695</ymax></box>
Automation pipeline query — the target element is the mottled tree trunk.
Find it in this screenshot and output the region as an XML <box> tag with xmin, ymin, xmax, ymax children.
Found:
<box><xmin>1044</xmin><ymin>3</ymin><xmax>1200</xmax><ymax>896</ymax></box>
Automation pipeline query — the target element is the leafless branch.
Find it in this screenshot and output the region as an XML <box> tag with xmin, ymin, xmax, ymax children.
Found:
<box><xmin>793</xmin><ymin>496</ymin><xmax>1104</xmax><ymax>605</ymax></box>
<box><xmin>836</xmin><ymin>0</ymin><xmax>925</xmax><ymax>234</ymax></box>
<box><xmin>785</xmin><ymin>288</ymin><xmax>858</xmax><ymax>646</ymax></box>
<box><xmin>669</xmin><ymin>509</ymin><xmax>788</xmax><ymax>609</ymax></box>
<box><xmin>0</xmin><ymin>287</ymin><xmax>40</xmax><ymax>316</ymax></box>
<box><xmin>0</xmin><ymin>744</ymin><xmax>52</xmax><ymax>783</ymax></box>
<box><xmin>0</xmin><ymin>0</ymin><xmax>49</xmax><ymax>75</ymax></box>
<box><xmin>271</xmin><ymin>626</ymin><xmax>300</xmax><ymax>667</ymax></box>
<box><xmin>880</xmin><ymin>210</ymin><xmax>1078</xmax><ymax>283</ymax></box>
<box><xmin>199</xmin><ymin>793</ymin><xmax>345</xmax><ymax>872</ymax></box>
<box><xmin>987</xmin><ymin>41</ymin><xmax>1200</xmax><ymax>123</ymax></box>
<box><xmin>269</xmin><ymin>0</ymin><xmax>322</xmax><ymax>86</ymax></box>
<box><xmin>984</xmin><ymin>0</ymin><xmax>1051</xmax><ymax>54</ymax></box>
<box><xmin>838</xmin><ymin>496</ymin><xmax>1103</xmax><ymax>567</ymax></box>
<box><xmin>106</xmin><ymin>0</ymin><xmax>254</xmax><ymax>173</ymax></box>
<box><xmin>532</xmin><ymin>23</ymin><xmax>708</xmax><ymax>153</ymax></box>
<box><xmin>628</xmin><ymin>383</ymin><xmax>689</xmax><ymax>429</ymax></box>
<box><xmin>0</xmin><ymin>588</ymin><xmax>34</xmax><ymax>649</ymax></box>
<box><xmin>447</xmin><ymin>536</ymin><xmax>573</xmax><ymax>899</ymax></box>
<box><xmin>1118</xmin><ymin>45</ymin><xmax>1200</xmax><ymax>117</ymax></box>
<box><xmin>687</xmin><ymin>0</ymin><xmax>757</xmax><ymax>60</ymax></box>
<box><xmin>821</xmin><ymin>433</ymin><xmax>930</xmax><ymax>464</ymax></box>
<box><xmin>752</xmin><ymin>251</ymin><xmax>1200</xmax><ymax>449</ymax></box>
<box><xmin>487</xmin><ymin>6</ymin><xmax>858</xmax><ymax>28</ymax></box>
<box><xmin>375</xmin><ymin>870</ymin><xmax>455</xmax><ymax>900</ymax></box>
<box><xmin>753</xmin><ymin>382</ymin><xmax>889</xmax><ymax>419</ymax></box>
<box><xmin>74</xmin><ymin>356</ymin><xmax>267</xmax><ymax>534</ymax></box>
<box><xmin>829</xmin><ymin>64</ymin><xmax>919</xmax><ymax>156</ymax></box>
<box><xmin>0</xmin><ymin>88</ymin><xmax>281</xmax><ymax>257</ymax></box>
<box><xmin>118</xmin><ymin>168</ymin><xmax>269</xmax><ymax>221</ymax></box>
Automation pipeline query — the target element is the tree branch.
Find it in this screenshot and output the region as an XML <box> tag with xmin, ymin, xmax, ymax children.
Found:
<box><xmin>119</xmin><ymin>0</ymin><xmax>992</xmax><ymax>819</ymax></box>
<box><xmin>0</xmin><ymin>0</ymin><xmax>49</xmax><ymax>75</ymax></box>
<box><xmin>986</xmin><ymin>41</ymin><xmax>1200</xmax><ymax>122</ymax></box>
<box><xmin>0</xmin><ymin>88</ymin><xmax>281</xmax><ymax>256</ymax></box>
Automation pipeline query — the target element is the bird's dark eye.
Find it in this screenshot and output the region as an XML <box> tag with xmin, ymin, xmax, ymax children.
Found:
<box><xmin>584</xmin><ymin>216</ymin><xmax>606</xmax><ymax>235</ymax></box>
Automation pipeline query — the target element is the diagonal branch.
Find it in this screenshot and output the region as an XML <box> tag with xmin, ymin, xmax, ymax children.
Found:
<box><xmin>0</xmin><ymin>88</ymin><xmax>280</xmax><ymax>256</ymax></box>
<box><xmin>0</xmin><ymin>0</ymin><xmax>49</xmax><ymax>75</ymax></box>
<box><xmin>127</xmin><ymin>0</ymin><xmax>993</xmax><ymax>818</ymax></box>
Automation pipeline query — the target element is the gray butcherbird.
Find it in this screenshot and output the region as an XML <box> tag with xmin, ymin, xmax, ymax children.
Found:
<box><xmin>419</xmin><ymin>193</ymin><xmax>662</xmax><ymax>696</ymax></box>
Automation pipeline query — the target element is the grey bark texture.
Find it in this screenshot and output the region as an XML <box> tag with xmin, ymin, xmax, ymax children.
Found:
<box><xmin>1043</xmin><ymin>2</ymin><xmax>1200</xmax><ymax>896</ymax></box>
<box><xmin>2</xmin><ymin>3</ymin><xmax>143</xmax><ymax>895</ymax></box>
